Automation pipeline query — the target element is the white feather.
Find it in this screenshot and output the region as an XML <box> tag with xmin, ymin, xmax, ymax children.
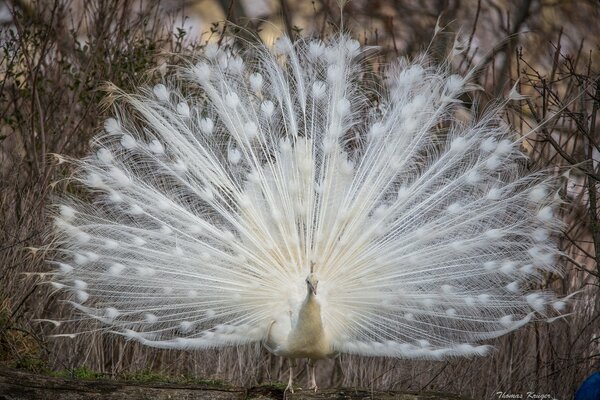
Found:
<box><xmin>50</xmin><ymin>35</ymin><xmax>565</xmax><ymax>361</ymax></box>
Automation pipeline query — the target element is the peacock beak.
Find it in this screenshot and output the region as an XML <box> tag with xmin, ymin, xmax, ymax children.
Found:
<box><xmin>310</xmin><ymin>284</ymin><xmax>317</xmax><ymax>296</ymax></box>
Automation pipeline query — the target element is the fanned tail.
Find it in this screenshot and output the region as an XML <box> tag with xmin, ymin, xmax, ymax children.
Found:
<box><xmin>49</xmin><ymin>35</ymin><xmax>566</xmax><ymax>357</ymax></box>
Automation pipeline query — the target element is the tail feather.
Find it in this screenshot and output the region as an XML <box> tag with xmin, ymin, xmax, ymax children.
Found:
<box><xmin>50</xmin><ymin>35</ymin><xmax>565</xmax><ymax>356</ymax></box>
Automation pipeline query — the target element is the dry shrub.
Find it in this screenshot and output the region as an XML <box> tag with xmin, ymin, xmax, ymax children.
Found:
<box><xmin>0</xmin><ymin>1</ymin><xmax>599</xmax><ymax>398</ymax></box>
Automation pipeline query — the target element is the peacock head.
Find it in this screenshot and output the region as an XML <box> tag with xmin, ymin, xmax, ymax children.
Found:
<box><xmin>305</xmin><ymin>273</ymin><xmax>319</xmax><ymax>296</ymax></box>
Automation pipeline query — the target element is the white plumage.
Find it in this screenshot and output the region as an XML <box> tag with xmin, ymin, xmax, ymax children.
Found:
<box><xmin>49</xmin><ymin>35</ymin><xmax>566</xmax><ymax>391</ymax></box>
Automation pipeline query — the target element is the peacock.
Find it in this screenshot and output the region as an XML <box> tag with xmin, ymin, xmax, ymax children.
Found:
<box><xmin>48</xmin><ymin>34</ymin><xmax>568</xmax><ymax>392</ymax></box>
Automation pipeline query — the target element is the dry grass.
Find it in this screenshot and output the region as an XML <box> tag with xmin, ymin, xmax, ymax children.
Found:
<box><xmin>1</xmin><ymin>1</ymin><xmax>599</xmax><ymax>398</ymax></box>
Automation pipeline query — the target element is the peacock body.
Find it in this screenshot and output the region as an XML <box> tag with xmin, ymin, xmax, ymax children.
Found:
<box><xmin>49</xmin><ymin>35</ymin><xmax>566</xmax><ymax>390</ymax></box>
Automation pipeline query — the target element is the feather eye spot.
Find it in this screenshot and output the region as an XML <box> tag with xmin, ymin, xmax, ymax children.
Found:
<box><xmin>228</xmin><ymin>148</ymin><xmax>242</xmax><ymax>164</ymax></box>
<box><xmin>199</xmin><ymin>118</ymin><xmax>214</xmax><ymax>135</ymax></box>
<box><xmin>484</xmin><ymin>229</ymin><xmax>503</xmax><ymax>239</ymax></box>
<box><xmin>153</xmin><ymin>84</ymin><xmax>169</xmax><ymax>101</ymax></box>
<box><xmin>506</xmin><ymin>281</ymin><xmax>520</xmax><ymax>293</ymax></box>
<box><xmin>201</xmin><ymin>189</ymin><xmax>214</xmax><ymax>202</ymax></box>
<box><xmin>129</xmin><ymin>204</ymin><xmax>144</xmax><ymax>215</ymax></box>
<box><xmin>480</xmin><ymin>137</ymin><xmax>496</xmax><ymax>152</ymax></box>
<box><xmin>73</xmin><ymin>279</ymin><xmax>87</xmax><ymax>290</ymax></box>
<box><xmin>176</xmin><ymin>102</ymin><xmax>190</xmax><ymax>117</ymax></box>
<box><xmin>336</xmin><ymin>98</ymin><xmax>351</xmax><ymax>116</ymax></box>
<box><xmin>532</xmin><ymin>228</ymin><xmax>549</xmax><ymax>242</ymax></box>
<box><xmin>136</xmin><ymin>266</ymin><xmax>156</xmax><ymax>277</ymax></box>
<box><xmin>445</xmin><ymin>74</ymin><xmax>464</xmax><ymax>92</ymax></box>
<box><xmin>205</xmin><ymin>309</ymin><xmax>216</xmax><ymax>318</ymax></box>
<box><xmin>441</xmin><ymin>284</ymin><xmax>453</xmax><ymax>294</ymax></box>
<box><xmin>368</xmin><ymin>122</ymin><xmax>385</xmax><ymax>140</ymax></box>
<box><xmin>344</xmin><ymin>39</ymin><xmax>360</xmax><ymax>55</ymax></box>
<box><xmin>552</xmin><ymin>301</ymin><xmax>566</xmax><ymax>312</ymax></box>
<box><xmin>464</xmin><ymin>296</ymin><xmax>475</xmax><ymax>306</ymax></box>
<box><xmin>104</xmin><ymin>118</ymin><xmax>121</xmax><ymax>134</ymax></box>
<box><xmin>149</xmin><ymin>139</ymin><xmax>164</xmax><ymax>154</ymax></box>
<box><xmin>485</xmin><ymin>155</ymin><xmax>501</xmax><ymax>170</ymax></box>
<box><xmin>520</xmin><ymin>264</ymin><xmax>535</xmax><ymax>274</ymax></box>
<box><xmin>308</xmin><ymin>41</ymin><xmax>325</xmax><ymax>59</ymax></box>
<box><xmin>132</xmin><ymin>236</ymin><xmax>146</xmax><ymax>246</ymax></box>
<box><xmin>74</xmin><ymin>254</ymin><xmax>89</xmax><ymax>265</ymax></box>
<box><xmin>192</xmin><ymin>62</ymin><xmax>211</xmax><ymax>82</ymax></box>
<box><xmin>59</xmin><ymin>205</ymin><xmax>76</xmax><ymax>221</ymax></box>
<box><xmin>447</xmin><ymin>202</ymin><xmax>462</xmax><ymax>214</ymax></box>
<box><xmin>499</xmin><ymin>315</ymin><xmax>513</xmax><ymax>327</ymax></box>
<box><xmin>104</xmin><ymin>307</ymin><xmax>120</xmax><ymax>321</ymax></box>
<box><xmin>96</xmin><ymin>148</ymin><xmax>113</xmax><ymax>163</ymax></box>
<box><xmin>76</xmin><ymin>290</ymin><xmax>89</xmax><ymax>303</ymax></box>
<box><xmin>85</xmin><ymin>172</ymin><xmax>103</xmax><ymax>188</ymax></box>
<box><xmin>483</xmin><ymin>261</ymin><xmax>497</xmax><ymax>271</ymax></box>
<box><xmin>327</xmin><ymin>65</ymin><xmax>341</xmax><ymax>82</ymax></box>
<box><xmin>529</xmin><ymin>186</ymin><xmax>547</xmax><ymax>202</ymax></box>
<box><xmin>466</xmin><ymin>169</ymin><xmax>481</xmax><ymax>184</ymax></box>
<box><xmin>450</xmin><ymin>240</ymin><xmax>465</xmax><ymax>251</ymax></box>
<box><xmin>397</xmin><ymin>186</ymin><xmax>409</xmax><ymax>200</ymax></box>
<box><xmin>261</xmin><ymin>100</ymin><xmax>275</xmax><ymax>117</ymax></box>
<box><xmin>145</xmin><ymin>313</ymin><xmax>158</xmax><ymax>323</ymax></box>
<box><xmin>108</xmin><ymin>263</ymin><xmax>125</xmax><ymax>276</ymax></box>
<box><xmin>180</xmin><ymin>321</ymin><xmax>193</xmax><ymax>333</ymax></box>
<box><xmin>120</xmin><ymin>134</ymin><xmax>137</xmax><ymax>149</ymax></box>
<box><xmin>537</xmin><ymin>206</ymin><xmax>553</xmax><ymax>222</ymax></box>
<box><xmin>244</xmin><ymin>122</ymin><xmax>258</xmax><ymax>139</ymax></box>
<box><xmin>495</xmin><ymin>139</ymin><xmax>513</xmax><ymax>155</ymax></box>
<box><xmin>312</xmin><ymin>81</ymin><xmax>326</xmax><ymax>99</ymax></box>
<box><xmin>157</xmin><ymin>199</ymin><xmax>170</xmax><ymax>211</ymax></box>
<box><xmin>76</xmin><ymin>231</ymin><xmax>91</xmax><ymax>243</ymax></box>
<box><xmin>109</xmin><ymin>191</ymin><xmax>123</xmax><ymax>203</ymax></box>
<box><xmin>109</xmin><ymin>166</ymin><xmax>130</xmax><ymax>186</ymax></box>
<box><xmin>500</xmin><ymin>261</ymin><xmax>517</xmax><ymax>274</ymax></box>
<box><xmin>58</xmin><ymin>263</ymin><xmax>74</xmax><ymax>274</ymax></box>
<box><xmin>172</xmin><ymin>159</ymin><xmax>188</xmax><ymax>173</ymax></box>
<box><xmin>225</xmin><ymin>92</ymin><xmax>239</xmax><ymax>108</ymax></box>
<box><xmin>477</xmin><ymin>294</ymin><xmax>491</xmax><ymax>304</ymax></box>
<box><xmin>228</xmin><ymin>56</ymin><xmax>244</xmax><ymax>74</ymax></box>
<box><xmin>486</xmin><ymin>188</ymin><xmax>502</xmax><ymax>200</ymax></box>
<box><xmin>450</xmin><ymin>137</ymin><xmax>467</xmax><ymax>152</ymax></box>
<box><xmin>526</xmin><ymin>293</ymin><xmax>547</xmax><ymax>312</ymax></box>
<box><xmin>104</xmin><ymin>239</ymin><xmax>118</xmax><ymax>249</ymax></box>
<box><xmin>249</xmin><ymin>73</ymin><xmax>263</xmax><ymax>92</ymax></box>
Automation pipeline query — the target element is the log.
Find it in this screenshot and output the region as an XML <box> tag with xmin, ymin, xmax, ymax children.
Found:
<box><xmin>0</xmin><ymin>367</ymin><xmax>469</xmax><ymax>400</ymax></box>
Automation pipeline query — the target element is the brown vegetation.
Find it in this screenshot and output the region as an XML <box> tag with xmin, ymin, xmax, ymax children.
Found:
<box><xmin>0</xmin><ymin>1</ymin><xmax>599</xmax><ymax>399</ymax></box>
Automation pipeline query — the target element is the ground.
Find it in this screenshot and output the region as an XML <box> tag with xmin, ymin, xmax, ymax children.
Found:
<box><xmin>0</xmin><ymin>366</ymin><xmax>471</xmax><ymax>400</ymax></box>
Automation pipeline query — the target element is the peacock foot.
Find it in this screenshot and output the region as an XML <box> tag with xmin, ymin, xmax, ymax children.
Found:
<box><xmin>285</xmin><ymin>382</ymin><xmax>294</xmax><ymax>394</ymax></box>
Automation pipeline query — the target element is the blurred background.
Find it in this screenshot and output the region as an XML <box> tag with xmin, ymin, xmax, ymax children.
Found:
<box><xmin>0</xmin><ymin>0</ymin><xmax>599</xmax><ymax>398</ymax></box>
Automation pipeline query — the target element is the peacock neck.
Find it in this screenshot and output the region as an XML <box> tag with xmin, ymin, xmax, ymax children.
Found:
<box><xmin>295</xmin><ymin>288</ymin><xmax>322</xmax><ymax>330</ymax></box>
<box><xmin>276</xmin><ymin>282</ymin><xmax>331</xmax><ymax>359</ymax></box>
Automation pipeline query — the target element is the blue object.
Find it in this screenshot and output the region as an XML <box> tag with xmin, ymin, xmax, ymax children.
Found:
<box><xmin>576</xmin><ymin>372</ymin><xmax>600</xmax><ymax>400</ymax></box>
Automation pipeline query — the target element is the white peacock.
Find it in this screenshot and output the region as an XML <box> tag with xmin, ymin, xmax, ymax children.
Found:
<box><xmin>48</xmin><ymin>35</ymin><xmax>568</xmax><ymax>392</ymax></box>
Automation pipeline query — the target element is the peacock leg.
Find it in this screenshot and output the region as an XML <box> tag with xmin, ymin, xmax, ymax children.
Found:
<box><xmin>308</xmin><ymin>359</ymin><xmax>318</xmax><ymax>392</ymax></box>
<box><xmin>285</xmin><ymin>358</ymin><xmax>295</xmax><ymax>394</ymax></box>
